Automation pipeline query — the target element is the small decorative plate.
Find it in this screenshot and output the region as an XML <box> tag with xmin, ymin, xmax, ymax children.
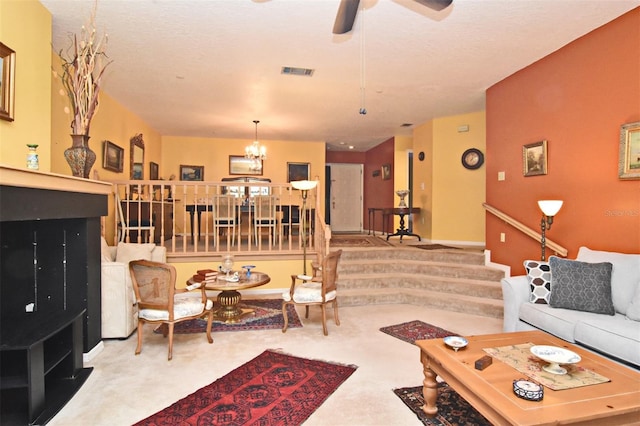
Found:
<box><xmin>530</xmin><ymin>345</ymin><xmax>581</xmax><ymax>375</ymax></box>
<box><xmin>443</xmin><ymin>336</ymin><xmax>468</xmax><ymax>352</ymax></box>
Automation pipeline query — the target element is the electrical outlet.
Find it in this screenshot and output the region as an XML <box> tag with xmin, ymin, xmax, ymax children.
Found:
<box><xmin>500</xmin><ymin>233</ymin><xmax>506</xmax><ymax>242</ymax></box>
<box><xmin>498</xmin><ymin>171</ymin><xmax>505</xmax><ymax>181</ymax></box>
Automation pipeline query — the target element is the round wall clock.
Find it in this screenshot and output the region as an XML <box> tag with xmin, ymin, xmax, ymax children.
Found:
<box><xmin>461</xmin><ymin>148</ymin><xmax>484</xmax><ymax>170</ymax></box>
<box><xmin>418</xmin><ymin>152</ymin><xmax>425</xmax><ymax>161</ymax></box>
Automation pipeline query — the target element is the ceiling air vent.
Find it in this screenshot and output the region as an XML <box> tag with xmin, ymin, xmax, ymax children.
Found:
<box><xmin>281</xmin><ymin>66</ymin><xmax>314</xmax><ymax>77</ymax></box>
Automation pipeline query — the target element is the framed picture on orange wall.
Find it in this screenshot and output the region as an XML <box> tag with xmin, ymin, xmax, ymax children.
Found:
<box><xmin>619</xmin><ymin>121</ymin><xmax>640</xmax><ymax>180</ymax></box>
<box><xmin>523</xmin><ymin>140</ymin><xmax>547</xmax><ymax>177</ymax></box>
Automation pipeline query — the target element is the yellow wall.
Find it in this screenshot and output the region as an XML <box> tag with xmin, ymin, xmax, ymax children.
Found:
<box><xmin>0</xmin><ymin>0</ymin><xmax>51</xmax><ymax>169</ymax></box>
<box><xmin>412</xmin><ymin>120</ymin><xmax>434</xmax><ymax>239</ymax></box>
<box><xmin>393</xmin><ymin>135</ymin><xmax>413</xmax><ymax>230</ymax></box>
<box><xmin>411</xmin><ymin>111</ymin><xmax>486</xmax><ymax>243</ymax></box>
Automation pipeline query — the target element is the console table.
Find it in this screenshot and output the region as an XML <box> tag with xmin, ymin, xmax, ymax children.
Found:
<box><xmin>386</xmin><ymin>207</ymin><xmax>421</xmax><ymax>242</ymax></box>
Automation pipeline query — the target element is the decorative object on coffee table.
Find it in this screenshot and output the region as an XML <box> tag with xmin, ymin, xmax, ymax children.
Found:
<box><xmin>56</xmin><ymin>5</ymin><xmax>111</xmax><ymax>178</ymax></box>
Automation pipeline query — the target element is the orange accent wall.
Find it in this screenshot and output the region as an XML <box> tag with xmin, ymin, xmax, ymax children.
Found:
<box><xmin>486</xmin><ymin>8</ymin><xmax>640</xmax><ymax>275</ymax></box>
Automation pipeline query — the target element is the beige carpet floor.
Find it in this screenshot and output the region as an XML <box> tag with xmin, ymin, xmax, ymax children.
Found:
<box><xmin>49</xmin><ymin>301</ymin><xmax>501</xmax><ymax>426</ymax></box>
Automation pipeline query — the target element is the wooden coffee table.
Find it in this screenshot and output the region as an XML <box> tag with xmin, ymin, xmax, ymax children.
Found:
<box><xmin>417</xmin><ymin>330</ymin><xmax>640</xmax><ymax>425</ymax></box>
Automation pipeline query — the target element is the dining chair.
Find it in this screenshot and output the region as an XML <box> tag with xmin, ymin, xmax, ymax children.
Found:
<box><xmin>213</xmin><ymin>195</ymin><xmax>239</xmax><ymax>248</ymax></box>
<box><xmin>280</xmin><ymin>205</ymin><xmax>300</xmax><ymax>240</ymax></box>
<box><xmin>253</xmin><ymin>195</ymin><xmax>279</xmax><ymax>246</ymax></box>
<box><xmin>282</xmin><ymin>249</ymin><xmax>343</xmax><ymax>335</ymax></box>
<box><xmin>129</xmin><ymin>260</ymin><xmax>214</xmax><ymax>360</ymax></box>
<box><xmin>115</xmin><ymin>193</ymin><xmax>154</xmax><ymax>243</ymax></box>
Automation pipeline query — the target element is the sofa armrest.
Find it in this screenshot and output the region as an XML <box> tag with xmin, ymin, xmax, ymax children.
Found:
<box><xmin>501</xmin><ymin>275</ymin><xmax>529</xmax><ymax>332</ymax></box>
<box><xmin>101</xmin><ymin>261</ymin><xmax>137</xmax><ymax>338</ymax></box>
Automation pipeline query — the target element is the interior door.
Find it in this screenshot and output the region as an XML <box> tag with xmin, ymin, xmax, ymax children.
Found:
<box><xmin>327</xmin><ymin>163</ymin><xmax>363</xmax><ymax>232</ymax></box>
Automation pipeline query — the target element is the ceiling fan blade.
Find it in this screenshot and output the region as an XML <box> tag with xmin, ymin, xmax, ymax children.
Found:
<box><xmin>413</xmin><ymin>0</ymin><xmax>453</xmax><ymax>11</ymax></box>
<box><xmin>332</xmin><ymin>0</ymin><xmax>360</xmax><ymax>34</ymax></box>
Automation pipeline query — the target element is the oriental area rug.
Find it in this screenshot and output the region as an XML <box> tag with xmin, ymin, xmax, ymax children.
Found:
<box><xmin>153</xmin><ymin>299</ymin><xmax>302</xmax><ymax>334</ymax></box>
<box><xmin>379</xmin><ymin>320</ymin><xmax>454</xmax><ymax>345</ymax></box>
<box><xmin>394</xmin><ymin>383</ymin><xmax>491</xmax><ymax>426</ymax></box>
<box><xmin>133</xmin><ymin>350</ymin><xmax>357</xmax><ymax>426</ymax></box>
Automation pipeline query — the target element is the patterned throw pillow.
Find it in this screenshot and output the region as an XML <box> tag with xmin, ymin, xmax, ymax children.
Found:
<box><xmin>524</xmin><ymin>260</ymin><xmax>552</xmax><ymax>304</ymax></box>
<box><xmin>548</xmin><ymin>256</ymin><xmax>615</xmax><ymax>315</ymax></box>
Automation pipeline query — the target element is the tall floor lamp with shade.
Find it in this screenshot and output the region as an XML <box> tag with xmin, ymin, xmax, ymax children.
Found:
<box><xmin>291</xmin><ymin>180</ymin><xmax>318</xmax><ymax>276</ymax></box>
<box><xmin>538</xmin><ymin>200</ymin><xmax>563</xmax><ymax>261</ymax></box>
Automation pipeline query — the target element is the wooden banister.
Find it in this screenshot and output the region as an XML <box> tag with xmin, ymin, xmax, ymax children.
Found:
<box><xmin>483</xmin><ymin>202</ymin><xmax>567</xmax><ymax>257</ymax></box>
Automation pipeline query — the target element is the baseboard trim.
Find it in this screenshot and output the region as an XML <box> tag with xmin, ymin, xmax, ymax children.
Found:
<box><xmin>83</xmin><ymin>340</ymin><xmax>105</xmax><ymax>363</ymax></box>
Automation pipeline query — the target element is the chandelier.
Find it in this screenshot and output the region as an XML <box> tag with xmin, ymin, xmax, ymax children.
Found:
<box><xmin>245</xmin><ymin>120</ymin><xmax>266</xmax><ymax>170</ymax></box>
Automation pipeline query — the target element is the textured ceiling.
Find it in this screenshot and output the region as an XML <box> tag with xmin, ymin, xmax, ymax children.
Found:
<box><xmin>41</xmin><ymin>0</ymin><xmax>639</xmax><ymax>151</ymax></box>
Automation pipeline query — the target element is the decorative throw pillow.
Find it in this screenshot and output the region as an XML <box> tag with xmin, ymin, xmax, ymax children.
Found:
<box><xmin>626</xmin><ymin>283</ymin><xmax>640</xmax><ymax>321</ymax></box>
<box><xmin>115</xmin><ymin>242</ymin><xmax>155</xmax><ymax>265</ymax></box>
<box><xmin>548</xmin><ymin>256</ymin><xmax>615</xmax><ymax>315</ymax></box>
<box><xmin>523</xmin><ymin>260</ymin><xmax>552</xmax><ymax>304</ymax></box>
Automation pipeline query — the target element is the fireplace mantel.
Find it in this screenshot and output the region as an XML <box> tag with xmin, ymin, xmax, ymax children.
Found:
<box><xmin>0</xmin><ymin>165</ymin><xmax>112</xmax><ymax>195</ymax></box>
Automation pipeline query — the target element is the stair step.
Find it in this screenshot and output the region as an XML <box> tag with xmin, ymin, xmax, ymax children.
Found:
<box><xmin>338</xmin><ymin>274</ymin><xmax>502</xmax><ymax>299</ymax></box>
<box><xmin>333</xmin><ymin>245</ymin><xmax>504</xmax><ymax>319</ymax></box>
<box><xmin>339</xmin><ymin>259</ymin><xmax>504</xmax><ymax>281</ymax></box>
<box><xmin>339</xmin><ymin>288</ymin><xmax>504</xmax><ymax>319</ymax></box>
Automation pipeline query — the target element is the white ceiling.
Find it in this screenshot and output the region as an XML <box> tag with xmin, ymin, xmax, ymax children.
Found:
<box><xmin>40</xmin><ymin>0</ymin><xmax>639</xmax><ymax>151</ymax></box>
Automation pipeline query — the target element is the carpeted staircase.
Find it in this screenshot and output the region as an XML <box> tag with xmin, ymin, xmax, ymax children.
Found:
<box><xmin>335</xmin><ymin>246</ymin><xmax>505</xmax><ymax>318</ymax></box>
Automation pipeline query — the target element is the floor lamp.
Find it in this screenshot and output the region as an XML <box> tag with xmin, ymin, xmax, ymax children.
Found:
<box><xmin>291</xmin><ymin>180</ymin><xmax>317</xmax><ymax>276</ymax></box>
<box><xmin>538</xmin><ymin>200</ymin><xmax>563</xmax><ymax>261</ymax></box>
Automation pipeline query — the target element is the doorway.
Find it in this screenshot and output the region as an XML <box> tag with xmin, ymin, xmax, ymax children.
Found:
<box><xmin>325</xmin><ymin>163</ymin><xmax>363</xmax><ymax>232</ymax></box>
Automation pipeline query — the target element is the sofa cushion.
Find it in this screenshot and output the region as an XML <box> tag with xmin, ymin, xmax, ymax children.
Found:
<box><xmin>626</xmin><ymin>284</ymin><xmax>640</xmax><ymax>321</ymax></box>
<box><xmin>574</xmin><ymin>316</ymin><xmax>640</xmax><ymax>367</ymax></box>
<box><xmin>115</xmin><ymin>242</ymin><xmax>155</xmax><ymax>265</ymax></box>
<box><xmin>577</xmin><ymin>247</ymin><xmax>640</xmax><ymax>315</ymax></box>
<box><xmin>548</xmin><ymin>257</ymin><xmax>614</xmax><ymax>315</ymax></box>
<box><xmin>524</xmin><ymin>260</ymin><xmax>552</xmax><ymax>304</ymax></box>
<box><xmin>519</xmin><ymin>303</ymin><xmax>582</xmax><ymax>342</ymax></box>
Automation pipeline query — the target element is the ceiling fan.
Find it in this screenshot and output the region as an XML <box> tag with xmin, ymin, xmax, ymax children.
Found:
<box><xmin>333</xmin><ymin>0</ymin><xmax>453</xmax><ymax>34</ymax></box>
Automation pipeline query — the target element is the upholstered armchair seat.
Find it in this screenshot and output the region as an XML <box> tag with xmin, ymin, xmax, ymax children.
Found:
<box><xmin>282</xmin><ymin>282</ymin><xmax>336</xmax><ymax>303</ymax></box>
<box><xmin>139</xmin><ymin>298</ymin><xmax>213</xmax><ymax>321</ymax></box>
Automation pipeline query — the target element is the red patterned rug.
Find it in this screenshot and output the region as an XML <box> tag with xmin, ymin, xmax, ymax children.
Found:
<box><xmin>379</xmin><ymin>320</ymin><xmax>454</xmax><ymax>345</ymax></box>
<box><xmin>394</xmin><ymin>383</ymin><xmax>491</xmax><ymax>426</ymax></box>
<box><xmin>133</xmin><ymin>350</ymin><xmax>357</xmax><ymax>425</ymax></box>
<box><xmin>154</xmin><ymin>299</ymin><xmax>302</xmax><ymax>334</ymax></box>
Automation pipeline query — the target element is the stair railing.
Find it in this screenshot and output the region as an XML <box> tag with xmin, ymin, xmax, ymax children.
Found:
<box><xmin>483</xmin><ymin>203</ymin><xmax>567</xmax><ymax>257</ymax></box>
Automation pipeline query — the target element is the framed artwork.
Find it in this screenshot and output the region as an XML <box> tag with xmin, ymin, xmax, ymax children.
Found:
<box><xmin>229</xmin><ymin>155</ymin><xmax>262</xmax><ymax>176</ymax></box>
<box><xmin>0</xmin><ymin>42</ymin><xmax>16</xmax><ymax>122</ymax></box>
<box><xmin>619</xmin><ymin>121</ymin><xmax>640</xmax><ymax>180</ymax></box>
<box><xmin>149</xmin><ymin>162</ymin><xmax>159</xmax><ymax>180</ymax></box>
<box><xmin>372</xmin><ymin>169</ymin><xmax>381</xmax><ymax>177</ymax></box>
<box><xmin>102</xmin><ymin>140</ymin><xmax>124</xmax><ymax>172</ymax></box>
<box><xmin>287</xmin><ymin>162</ymin><xmax>310</xmax><ymax>182</ymax></box>
<box><xmin>523</xmin><ymin>140</ymin><xmax>547</xmax><ymax>177</ymax></box>
<box><xmin>382</xmin><ymin>164</ymin><xmax>391</xmax><ymax>180</ymax></box>
<box><xmin>180</xmin><ymin>164</ymin><xmax>204</xmax><ymax>181</ymax></box>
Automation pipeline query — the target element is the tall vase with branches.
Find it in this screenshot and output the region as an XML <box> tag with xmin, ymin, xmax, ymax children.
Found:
<box><xmin>56</xmin><ymin>5</ymin><xmax>111</xmax><ymax>178</ymax></box>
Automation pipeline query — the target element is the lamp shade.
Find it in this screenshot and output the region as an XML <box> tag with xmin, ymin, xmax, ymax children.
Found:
<box><xmin>291</xmin><ymin>180</ymin><xmax>318</xmax><ymax>191</ymax></box>
<box><xmin>538</xmin><ymin>200</ymin><xmax>563</xmax><ymax>216</ymax></box>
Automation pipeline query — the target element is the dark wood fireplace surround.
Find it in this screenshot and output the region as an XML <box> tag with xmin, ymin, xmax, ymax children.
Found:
<box><xmin>0</xmin><ymin>167</ymin><xmax>110</xmax><ymax>425</ymax></box>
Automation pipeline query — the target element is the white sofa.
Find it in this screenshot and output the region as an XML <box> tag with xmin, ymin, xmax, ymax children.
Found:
<box><xmin>501</xmin><ymin>247</ymin><xmax>640</xmax><ymax>368</ymax></box>
<box><xmin>101</xmin><ymin>238</ymin><xmax>167</xmax><ymax>339</ymax></box>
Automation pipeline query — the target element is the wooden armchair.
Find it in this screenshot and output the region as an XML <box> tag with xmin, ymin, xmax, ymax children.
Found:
<box><xmin>129</xmin><ymin>260</ymin><xmax>214</xmax><ymax>360</ymax></box>
<box><xmin>282</xmin><ymin>249</ymin><xmax>343</xmax><ymax>335</ymax></box>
